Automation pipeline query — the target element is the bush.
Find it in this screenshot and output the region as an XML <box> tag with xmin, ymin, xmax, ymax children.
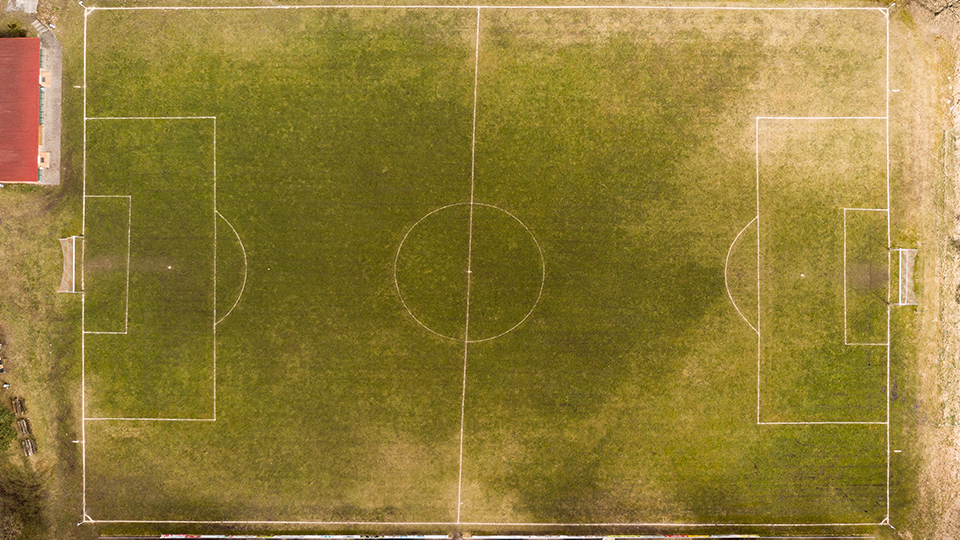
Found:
<box><xmin>0</xmin><ymin>22</ymin><xmax>28</xmax><ymax>38</ymax></box>
<box><xmin>0</xmin><ymin>408</ymin><xmax>15</xmax><ymax>453</ymax></box>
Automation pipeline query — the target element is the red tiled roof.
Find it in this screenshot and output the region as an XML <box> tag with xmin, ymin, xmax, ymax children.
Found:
<box><xmin>0</xmin><ymin>38</ymin><xmax>40</xmax><ymax>183</ymax></box>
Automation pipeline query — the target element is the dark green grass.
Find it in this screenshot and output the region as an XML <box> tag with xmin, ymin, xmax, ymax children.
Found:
<box><xmin>85</xmin><ymin>7</ymin><xmax>476</xmax><ymax>521</ymax></box>
<box><xmin>846</xmin><ymin>209</ymin><xmax>889</xmax><ymax>344</ymax></box>
<box><xmin>460</xmin><ymin>8</ymin><xmax>885</xmax><ymax>523</ymax></box>
<box><xmin>83</xmin><ymin>5</ymin><xmax>891</xmax><ymax>529</ymax></box>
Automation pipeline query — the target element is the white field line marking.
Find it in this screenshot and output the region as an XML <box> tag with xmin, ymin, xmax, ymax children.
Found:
<box><xmin>212</xmin><ymin>117</ymin><xmax>217</xmax><ymax>421</ymax></box>
<box><xmin>756</xmin><ymin>116</ymin><xmax>886</xmax><ymax>120</ymax></box>
<box><xmin>393</xmin><ymin>202</ymin><xmax>473</xmax><ymax>342</ymax></box>
<box><xmin>755</xmin><ymin>116</ymin><xmax>761</xmax><ymax>424</ymax></box>
<box><xmin>393</xmin><ymin>202</ymin><xmax>545</xmax><ymax>343</ymax></box>
<box><xmin>83</xmin><ymin>331</ymin><xmax>127</xmax><ymax>335</ymax></box>
<box><xmin>81</xmin><ymin>118</ymin><xmax>218</xmax><ymax>426</ymax></box>
<box><xmin>82</xmin><ymin>10</ymin><xmax>888</xmax><ymax>526</ymax></box>
<box><xmin>723</xmin><ymin>215</ymin><xmax>759</xmax><ymax>334</ymax></box>
<box><xmin>756</xmin><ymin>119</ymin><xmax>890</xmax><ymax>425</ymax></box>
<box><xmin>90</xmin><ymin>4</ymin><xmax>886</xmax><ymax>11</ymax></box>
<box><xmin>125</xmin><ymin>196</ymin><xmax>131</xmax><ymax>332</ymax></box>
<box><xmin>885</xmin><ymin>7</ymin><xmax>892</xmax><ymax>523</ymax></box>
<box><xmin>81</xmin><ymin>7</ymin><xmax>89</xmax><ymax>519</ymax></box>
<box><xmin>758</xmin><ymin>421</ymin><xmax>887</xmax><ymax>425</ymax></box>
<box><xmin>214</xmin><ymin>211</ymin><xmax>248</xmax><ymax>326</ymax></box>
<box><xmin>86</xmin><ymin>417</ymin><xmax>216</xmax><ymax>422</ymax></box>
<box><xmin>468</xmin><ymin>205</ymin><xmax>544</xmax><ymax>343</ymax></box>
<box><xmin>457</xmin><ymin>7</ymin><xmax>480</xmax><ymax>524</ymax></box>
<box><xmin>86</xmin><ymin>116</ymin><xmax>216</xmax><ymax>120</ymax></box>
<box><xmin>86</xmin><ymin>519</ymin><xmax>886</xmax><ymax>527</ymax></box>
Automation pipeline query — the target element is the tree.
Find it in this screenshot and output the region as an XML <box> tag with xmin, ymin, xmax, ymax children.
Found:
<box><xmin>0</xmin><ymin>513</ymin><xmax>23</xmax><ymax>540</ymax></box>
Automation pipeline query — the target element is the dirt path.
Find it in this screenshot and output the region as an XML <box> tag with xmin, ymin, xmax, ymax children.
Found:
<box><xmin>33</xmin><ymin>18</ymin><xmax>61</xmax><ymax>186</ymax></box>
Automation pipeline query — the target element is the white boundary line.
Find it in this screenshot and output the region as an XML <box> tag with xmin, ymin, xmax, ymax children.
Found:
<box><xmin>213</xmin><ymin>116</ymin><xmax>218</xmax><ymax>421</ymax></box>
<box><xmin>89</xmin><ymin>4</ymin><xmax>885</xmax><ymax>10</ymax></box>
<box><xmin>884</xmin><ymin>7</ymin><xmax>892</xmax><ymax>524</ymax></box>
<box><xmin>758</xmin><ymin>421</ymin><xmax>886</xmax><ymax>426</ymax></box>
<box><xmin>724</xmin><ymin>215</ymin><xmax>759</xmax><ymax>334</ymax></box>
<box><xmin>81</xmin><ymin>195</ymin><xmax>131</xmax><ymax>334</ymax></box>
<box><xmin>86</xmin><ymin>417</ymin><xmax>216</xmax><ymax>422</ymax></box>
<box><xmin>842</xmin><ymin>208</ymin><xmax>890</xmax><ymax>347</ymax></box>
<box><xmin>84</xmin><ymin>519</ymin><xmax>886</xmax><ymax>527</ymax></box>
<box><xmin>457</xmin><ymin>8</ymin><xmax>481</xmax><ymax>523</ymax></box>
<box><xmin>81</xmin><ymin>7</ymin><xmax>88</xmax><ymax>518</ymax></box>
<box><xmin>87</xmin><ymin>115</ymin><xmax>217</xmax><ymax>120</ymax></box>
<box><xmin>80</xmin><ymin>4</ymin><xmax>894</xmax><ymax>528</ymax></box>
<box><xmin>214</xmin><ymin>210</ymin><xmax>248</xmax><ymax>326</ymax></box>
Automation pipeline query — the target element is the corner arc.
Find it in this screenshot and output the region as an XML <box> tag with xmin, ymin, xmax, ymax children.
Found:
<box><xmin>724</xmin><ymin>215</ymin><xmax>759</xmax><ymax>335</ymax></box>
<box><xmin>215</xmin><ymin>210</ymin><xmax>248</xmax><ymax>326</ymax></box>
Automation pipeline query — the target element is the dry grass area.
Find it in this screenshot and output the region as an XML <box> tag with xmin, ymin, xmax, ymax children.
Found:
<box><xmin>895</xmin><ymin>3</ymin><xmax>960</xmax><ymax>538</ymax></box>
<box><xmin>0</xmin><ymin>187</ymin><xmax>88</xmax><ymax>539</ymax></box>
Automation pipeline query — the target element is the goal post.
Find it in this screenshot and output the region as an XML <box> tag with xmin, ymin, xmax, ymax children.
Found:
<box><xmin>57</xmin><ymin>236</ymin><xmax>80</xmax><ymax>293</ymax></box>
<box><xmin>893</xmin><ymin>248</ymin><xmax>918</xmax><ymax>306</ymax></box>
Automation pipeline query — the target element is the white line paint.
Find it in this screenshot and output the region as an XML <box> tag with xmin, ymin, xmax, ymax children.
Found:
<box><xmin>87</xmin><ymin>115</ymin><xmax>217</xmax><ymax>120</ymax></box>
<box><xmin>393</xmin><ymin>202</ymin><xmax>545</xmax><ymax>343</ymax></box>
<box><xmin>81</xmin><ymin>6</ymin><xmax>892</xmax><ymax>526</ymax></box>
<box><xmin>214</xmin><ymin>211</ymin><xmax>248</xmax><ymax>326</ymax></box>
<box><xmin>756</xmin><ymin>119</ymin><xmax>890</xmax><ymax>426</ymax></box>
<box><xmin>212</xmin><ymin>117</ymin><xmax>218</xmax><ymax>421</ymax></box>
<box><xmin>724</xmin><ymin>215</ymin><xmax>759</xmax><ymax>334</ymax></box>
<box><xmin>125</xmin><ymin>197</ymin><xmax>131</xmax><ymax>333</ymax></box>
<box><xmin>758</xmin><ymin>421</ymin><xmax>887</xmax><ymax>426</ymax></box>
<box><xmin>86</xmin><ymin>519</ymin><xmax>886</xmax><ymax>527</ymax></box>
<box><xmin>89</xmin><ymin>4</ymin><xmax>885</xmax><ymax>11</ymax></box>
<box><xmin>81</xmin><ymin>8</ymin><xmax>89</xmax><ymax>519</ymax></box>
<box><xmin>85</xmin><ymin>417</ymin><xmax>217</xmax><ymax>422</ymax></box>
<box><xmin>756</xmin><ymin>116</ymin><xmax>762</xmax><ymax>424</ymax></box>
<box><xmin>81</xmin><ymin>118</ymin><xmax>218</xmax><ymax>426</ymax></box>
<box><xmin>456</xmin><ymin>7</ymin><xmax>480</xmax><ymax>524</ymax></box>
<box><xmin>756</xmin><ymin>116</ymin><xmax>886</xmax><ymax>120</ymax></box>
<box><xmin>885</xmin><ymin>8</ymin><xmax>892</xmax><ymax>523</ymax></box>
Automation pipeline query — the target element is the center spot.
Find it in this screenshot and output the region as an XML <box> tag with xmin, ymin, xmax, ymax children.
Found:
<box><xmin>394</xmin><ymin>203</ymin><xmax>544</xmax><ymax>343</ymax></box>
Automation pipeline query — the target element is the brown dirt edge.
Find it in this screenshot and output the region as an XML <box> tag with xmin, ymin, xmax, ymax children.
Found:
<box><xmin>904</xmin><ymin>2</ymin><xmax>960</xmax><ymax>539</ymax></box>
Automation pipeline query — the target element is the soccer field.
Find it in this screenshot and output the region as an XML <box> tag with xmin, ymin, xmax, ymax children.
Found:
<box><xmin>80</xmin><ymin>3</ymin><xmax>897</xmax><ymax>531</ymax></box>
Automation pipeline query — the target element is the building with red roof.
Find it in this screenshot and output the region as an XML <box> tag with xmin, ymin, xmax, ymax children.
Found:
<box><xmin>0</xmin><ymin>38</ymin><xmax>42</xmax><ymax>183</ymax></box>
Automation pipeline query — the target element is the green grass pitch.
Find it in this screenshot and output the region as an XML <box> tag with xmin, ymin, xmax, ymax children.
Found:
<box><xmin>81</xmin><ymin>4</ymin><xmax>894</xmax><ymax>529</ymax></box>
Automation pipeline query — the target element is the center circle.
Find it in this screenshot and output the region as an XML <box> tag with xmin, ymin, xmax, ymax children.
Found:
<box><xmin>394</xmin><ymin>203</ymin><xmax>544</xmax><ymax>343</ymax></box>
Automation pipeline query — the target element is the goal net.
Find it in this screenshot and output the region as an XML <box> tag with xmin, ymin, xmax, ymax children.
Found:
<box><xmin>895</xmin><ymin>248</ymin><xmax>918</xmax><ymax>306</ymax></box>
<box><xmin>57</xmin><ymin>236</ymin><xmax>78</xmax><ymax>293</ymax></box>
